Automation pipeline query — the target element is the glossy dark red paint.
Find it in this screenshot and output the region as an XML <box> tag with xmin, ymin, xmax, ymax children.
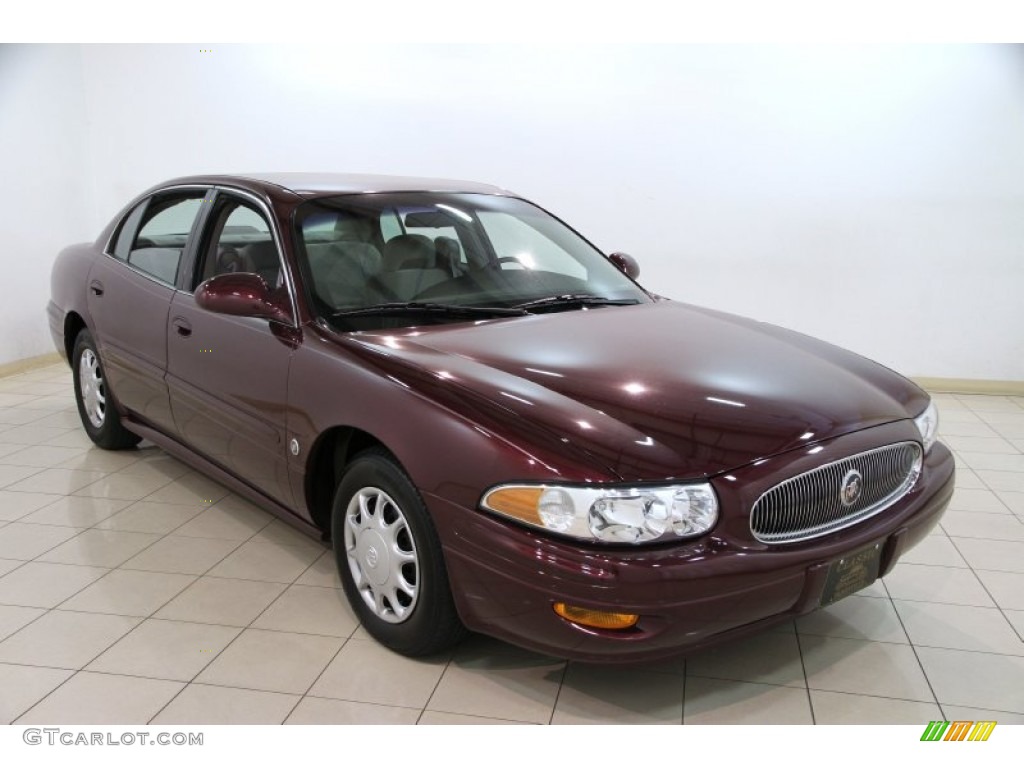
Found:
<box><xmin>195</xmin><ymin>273</ymin><xmax>291</xmax><ymax>323</ymax></box>
<box><xmin>608</xmin><ymin>251</ymin><xmax>640</xmax><ymax>280</ymax></box>
<box><xmin>48</xmin><ymin>173</ymin><xmax>954</xmax><ymax>662</ymax></box>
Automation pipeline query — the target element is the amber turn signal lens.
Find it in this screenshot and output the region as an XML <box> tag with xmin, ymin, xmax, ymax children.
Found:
<box><xmin>553</xmin><ymin>602</ymin><xmax>639</xmax><ymax>630</ymax></box>
<box><xmin>483</xmin><ymin>486</ymin><xmax>545</xmax><ymax>525</ymax></box>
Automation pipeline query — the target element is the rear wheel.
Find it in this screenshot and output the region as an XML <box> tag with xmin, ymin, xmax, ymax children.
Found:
<box><xmin>332</xmin><ymin>449</ymin><xmax>465</xmax><ymax>656</ymax></box>
<box><xmin>72</xmin><ymin>329</ymin><xmax>141</xmax><ymax>450</ymax></box>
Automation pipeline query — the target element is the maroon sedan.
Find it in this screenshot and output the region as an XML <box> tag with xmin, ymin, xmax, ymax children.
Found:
<box><xmin>48</xmin><ymin>173</ymin><xmax>953</xmax><ymax>662</ymax></box>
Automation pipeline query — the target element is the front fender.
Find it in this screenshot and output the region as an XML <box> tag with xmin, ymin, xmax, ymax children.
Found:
<box><xmin>286</xmin><ymin>328</ymin><xmax>620</xmax><ymax>521</ymax></box>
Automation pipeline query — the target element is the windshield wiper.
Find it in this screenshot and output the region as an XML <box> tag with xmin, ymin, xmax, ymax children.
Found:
<box><xmin>514</xmin><ymin>294</ymin><xmax>640</xmax><ymax>311</ymax></box>
<box><xmin>330</xmin><ymin>302</ymin><xmax>527</xmax><ymax>319</ymax></box>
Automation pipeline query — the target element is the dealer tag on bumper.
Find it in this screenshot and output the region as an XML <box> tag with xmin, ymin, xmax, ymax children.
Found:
<box><xmin>820</xmin><ymin>542</ymin><xmax>882</xmax><ymax>606</ymax></box>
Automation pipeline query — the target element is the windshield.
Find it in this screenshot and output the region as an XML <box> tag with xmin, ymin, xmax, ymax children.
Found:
<box><xmin>293</xmin><ymin>192</ymin><xmax>649</xmax><ymax>329</ymax></box>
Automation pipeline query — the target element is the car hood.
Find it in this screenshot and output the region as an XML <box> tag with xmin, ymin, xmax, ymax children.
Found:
<box><xmin>344</xmin><ymin>301</ymin><xmax>929</xmax><ymax>481</ymax></box>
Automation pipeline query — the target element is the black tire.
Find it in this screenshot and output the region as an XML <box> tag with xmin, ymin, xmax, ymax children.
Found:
<box><xmin>72</xmin><ymin>329</ymin><xmax>142</xmax><ymax>450</ymax></box>
<box><xmin>332</xmin><ymin>449</ymin><xmax>466</xmax><ymax>656</ymax></box>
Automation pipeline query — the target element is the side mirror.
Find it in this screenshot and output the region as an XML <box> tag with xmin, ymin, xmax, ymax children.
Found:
<box><xmin>195</xmin><ymin>273</ymin><xmax>289</xmax><ymax>322</ymax></box>
<box><xmin>608</xmin><ymin>252</ymin><xmax>640</xmax><ymax>280</ymax></box>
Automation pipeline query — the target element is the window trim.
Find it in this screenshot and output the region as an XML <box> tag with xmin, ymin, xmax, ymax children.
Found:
<box><xmin>101</xmin><ymin>184</ymin><xmax>211</xmax><ymax>290</ymax></box>
<box><xmin>101</xmin><ymin>184</ymin><xmax>300</xmax><ymax>328</ymax></box>
<box><xmin>111</xmin><ymin>199</ymin><xmax>150</xmax><ymax>261</ymax></box>
<box><xmin>196</xmin><ymin>186</ymin><xmax>300</xmax><ymax>329</ymax></box>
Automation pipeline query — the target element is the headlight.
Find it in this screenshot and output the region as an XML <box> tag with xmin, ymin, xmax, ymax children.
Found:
<box><xmin>481</xmin><ymin>483</ymin><xmax>719</xmax><ymax>544</ymax></box>
<box><xmin>913</xmin><ymin>400</ymin><xmax>939</xmax><ymax>454</ymax></box>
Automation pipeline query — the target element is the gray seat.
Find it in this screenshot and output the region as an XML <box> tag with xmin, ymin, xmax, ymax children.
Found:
<box><xmin>379</xmin><ymin>234</ymin><xmax>449</xmax><ymax>300</ymax></box>
<box><xmin>213</xmin><ymin>246</ymin><xmax>245</xmax><ymax>276</ymax></box>
<box><xmin>382</xmin><ymin>234</ymin><xmax>436</xmax><ymax>270</ymax></box>
<box><xmin>334</xmin><ymin>217</ymin><xmax>375</xmax><ymax>243</ymax></box>
<box><xmin>308</xmin><ymin>241</ymin><xmax>383</xmax><ymax>307</ymax></box>
<box><xmin>434</xmin><ymin>236</ymin><xmax>463</xmax><ymax>277</ymax></box>
<box><xmin>241</xmin><ymin>241</ymin><xmax>283</xmax><ymax>288</ymax></box>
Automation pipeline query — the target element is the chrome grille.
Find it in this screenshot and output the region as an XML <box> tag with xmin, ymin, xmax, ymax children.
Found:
<box><xmin>750</xmin><ymin>442</ymin><xmax>923</xmax><ymax>544</ymax></box>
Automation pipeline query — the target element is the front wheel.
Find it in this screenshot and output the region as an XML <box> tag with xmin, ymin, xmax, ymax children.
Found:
<box><xmin>332</xmin><ymin>449</ymin><xmax>465</xmax><ymax>656</ymax></box>
<box><xmin>72</xmin><ymin>329</ymin><xmax>141</xmax><ymax>450</ymax></box>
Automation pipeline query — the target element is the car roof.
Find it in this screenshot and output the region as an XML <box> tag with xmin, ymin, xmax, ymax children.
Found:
<box><xmin>157</xmin><ymin>173</ymin><xmax>514</xmax><ymax>198</ymax></box>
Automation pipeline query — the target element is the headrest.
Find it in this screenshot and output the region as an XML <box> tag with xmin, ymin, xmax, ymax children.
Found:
<box><xmin>242</xmin><ymin>240</ymin><xmax>279</xmax><ymax>268</ymax></box>
<box><xmin>382</xmin><ymin>234</ymin><xmax>435</xmax><ymax>271</ymax></box>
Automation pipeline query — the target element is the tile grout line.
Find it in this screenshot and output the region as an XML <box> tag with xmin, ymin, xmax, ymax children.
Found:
<box><xmin>680</xmin><ymin>656</ymin><xmax>687</xmax><ymax>725</ymax></box>
<box><xmin>278</xmin><ymin>635</ymin><xmax>354</xmax><ymax>725</ymax></box>
<box><xmin>944</xmin><ymin>537</ymin><xmax>1024</xmax><ymax>646</ymax></box>
<box><xmin>5</xmin><ymin>382</ymin><xmax>1024</xmax><ymax>724</ymax></box>
<box><xmin>145</xmin><ymin>509</ymin><xmax>289</xmax><ymax>726</ymax></box>
<box><xmin>2</xmin><ymin>608</ymin><xmax>360</xmax><ymax>641</ymax></box>
<box><xmin>6</xmin><ymin>523</ymin><xmax>217</xmax><ymax>721</ymax></box>
<box><xmin>417</xmin><ymin>704</ymin><xmax>535</xmax><ymax>725</ymax></box>
<box><xmin>4</xmin><ymin>469</ymin><xmax>280</xmax><ymax>724</ymax></box>
<box><xmin>0</xmin><ymin>463</ymin><xmax>62</xmax><ymax>495</ymax></box>
<box><xmin>148</xmin><ymin>507</ymin><xmax>336</xmax><ymax>724</ymax></box>
<box><xmin>7</xmin><ymin>612</ymin><xmax>146</xmax><ymax>723</ymax></box>
<box><xmin>882</xmin><ymin>577</ymin><xmax>947</xmax><ymax>721</ymax></box>
<box><xmin>415</xmin><ymin>648</ymin><xmax>456</xmax><ymax>726</ymax></box>
<box><xmin>792</xmin><ymin>621</ymin><xmax>817</xmax><ymax>725</ymax></box>
<box><xmin>543</xmin><ymin>658</ymin><xmax>571</xmax><ymax>725</ymax></box>
<box><xmin>217</xmin><ymin>524</ymin><xmax>339</xmax><ymax>725</ymax></box>
<box><xmin>964</xmin><ymin>446</ymin><xmax>1024</xmax><ymax>645</ymax></box>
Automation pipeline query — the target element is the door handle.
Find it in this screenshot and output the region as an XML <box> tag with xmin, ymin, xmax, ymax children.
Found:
<box><xmin>172</xmin><ymin>318</ymin><xmax>192</xmax><ymax>337</ymax></box>
<box><xmin>89</xmin><ymin>280</ymin><xmax>104</xmax><ymax>296</ymax></box>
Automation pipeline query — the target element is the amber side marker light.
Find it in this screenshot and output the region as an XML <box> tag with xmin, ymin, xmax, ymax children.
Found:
<box><xmin>553</xmin><ymin>603</ymin><xmax>639</xmax><ymax>630</ymax></box>
<box><xmin>483</xmin><ymin>487</ymin><xmax>545</xmax><ymax>525</ymax></box>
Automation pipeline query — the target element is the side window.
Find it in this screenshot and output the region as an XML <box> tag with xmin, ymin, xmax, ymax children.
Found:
<box><xmin>127</xmin><ymin>193</ymin><xmax>205</xmax><ymax>284</ymax></box>
<box><xmin>195</xmin><ymin>198</ymin><xmax>288</xmax><ymax>307</ymax></box>
<box><xmin>112</xmin><ymin>201</ymin><xmax>148</xmax><ymax>261</ymax></box>
<box><xmin>379</xmin><ymin>211</ymin><xmax>403</xmax><ymax>241</ymax></box>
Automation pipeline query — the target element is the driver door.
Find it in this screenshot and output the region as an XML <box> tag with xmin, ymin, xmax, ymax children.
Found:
<box><xmin>165</xmin><ymin>190</ymin><xmax>299</xmax><ymax>507</ymax></box>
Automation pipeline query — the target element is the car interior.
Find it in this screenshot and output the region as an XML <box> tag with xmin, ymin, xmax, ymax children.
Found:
<box><xmin>302</xmin><ymin>208</ymin><xmax>470</xmax><ymax>310</ymax></box>
<box><xmin>199</xmin><ymin>222</ymin><xmax>284</xmax><ymax>291</ymax></box>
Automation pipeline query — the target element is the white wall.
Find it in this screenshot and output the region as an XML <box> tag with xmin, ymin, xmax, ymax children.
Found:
<box><xmin>5</xmin><ymin>44</ymin><xmax>1023</xmax><ymax>380</ymax></box>
<box><xmin>0</xmin><ymin>45</ymin><xmax>90</xmax><ymax>364</ymax></box>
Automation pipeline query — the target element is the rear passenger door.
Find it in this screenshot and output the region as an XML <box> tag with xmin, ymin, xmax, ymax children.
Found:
<box><xmin>87</xmin><ymin>188</ymin><xmax>208</xmax><ymax>433</ymax></box>
<box><xmin>165</xmin><ymin>189</ymin><xmax>298</xmax><ymax>507</ymax></box>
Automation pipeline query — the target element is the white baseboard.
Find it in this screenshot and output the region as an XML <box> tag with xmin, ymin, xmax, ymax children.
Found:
<box><xmin>0</xmin><ymin>352</ymin><xmax>64</xmax><ymax>379</ymax></box>
<box><xmin>913</xmin><ymin>377</ymin><xmax>1024</xmax><ymax>397</ymax></box>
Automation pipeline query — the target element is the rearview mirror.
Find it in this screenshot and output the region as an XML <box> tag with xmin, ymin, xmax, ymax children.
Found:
<box><xmin>608</xmin><ymin>252</ymin><xmax>640</xmax><ymax>280</ymax></box>
<box><xmin>404</xmin><ymin>210</ymin><xmax>458</xmax><ymax>228</ymax></box>
<box><xmin>195</xmin><ymin>273</ymin><xmax>289</xmax><ymax>322</ymax></box>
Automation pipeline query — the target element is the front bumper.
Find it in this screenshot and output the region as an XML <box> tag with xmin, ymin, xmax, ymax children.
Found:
<box><xmin>429</xmin><ymin>429</ymin><xmax>954</xmax><ymax>663</ymax></box>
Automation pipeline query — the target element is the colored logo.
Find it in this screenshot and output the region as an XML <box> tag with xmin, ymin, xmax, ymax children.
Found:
<box><xmin>840</xmin><ymin>468</ymin><xmax>863</xmax><ymax>507</ymax></box>
<box><xmin>920</xmin><ymin>721</ymin><xmax>996</xmax><ymax>742</ymax></box>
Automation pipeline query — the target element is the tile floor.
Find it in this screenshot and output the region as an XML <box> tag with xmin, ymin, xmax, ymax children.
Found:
<box><xmin>0</xmin><ymin>364</ymin><xmax>1022</xmax><ymax>725</ymax></box>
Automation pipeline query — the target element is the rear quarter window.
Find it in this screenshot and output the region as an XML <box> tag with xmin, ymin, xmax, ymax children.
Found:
<box><xmin>112</xmin><ymin>201</ymin><xmax>148</xmax><ymax>261</ymax></box>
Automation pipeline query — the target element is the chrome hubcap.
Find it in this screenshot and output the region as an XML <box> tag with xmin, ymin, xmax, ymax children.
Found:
<box><xmin>344</xmin><ymin>486</ymin><xmax>419</xmax><ymax>623</ymax></box>
<box><xmin>79</xmin><ymin>349</ymin><xmax>106</xmax><ymax>429</ymax></box>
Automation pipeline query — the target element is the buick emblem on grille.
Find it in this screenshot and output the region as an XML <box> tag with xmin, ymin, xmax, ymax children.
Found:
<box><xmin>840</xmin><ymin>468</ymin><xmax>863</xmax><ymax>507</ymax></box>
<box><xmin>750</xmin><ymin>442</ymin><xmax>920</xmax><ymax>544</ymax></box>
